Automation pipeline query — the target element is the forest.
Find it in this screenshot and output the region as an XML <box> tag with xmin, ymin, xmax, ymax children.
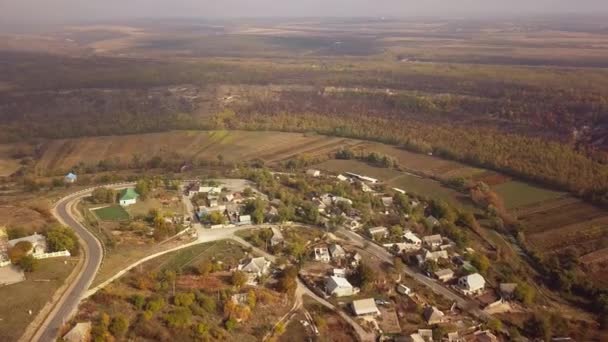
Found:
<box><xmin>1</xmin><ymin>51</ymin><xmax>608</xmax><ymax>205</ymax></box>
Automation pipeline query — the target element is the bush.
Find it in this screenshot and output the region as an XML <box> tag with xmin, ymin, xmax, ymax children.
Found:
<box><xmin>109</xmin><ymin>315</ymin><xmax>129</xmax><ymax>337</ymax></box>
<box><xmin>146</xmin><ymin>297</ymin><xmax>165</xmax><ymax>314</ymax></box>
<box><xmin>164</xmin><ymin>307</ymin><xmax>192</xmax><ymax>329</ymax></box>
<box><xmin>174</xmin><ymin>292</ymin><xmax>195</xmax><ymax>307</ymax></box>
<box><xmin>17</xmin><ymin>255</ymin><xmax>37</xmax><ymax>272</ymax></box>
<box><xmin>131</xmin><ymin>294</ymin><xmax>146</xmax><ymax>310</ymax></box>
<box><xmin>196</xmin><ymin>293</ymin><xmax>217</xmax><ymax>313</ymax></box>
<box><xmin>8</xmin><ymin>241</ymin><xmax>33</xmax><ymax>264</ymax></box>
<box><xmin>224</xmin><ymin>317</ymin><xmax>237</xmax><ymax>331</ymax></box>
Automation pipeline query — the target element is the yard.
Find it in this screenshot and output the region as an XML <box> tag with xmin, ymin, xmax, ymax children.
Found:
<box><xmin>92</xmin><ymin>205</ymin><xmax>130</xmax><ymax>221</ymax></box>
<box><xmin>0</xmin><ymin>257</ymin><xmax>78</xmax><ymax>341</ymax></box>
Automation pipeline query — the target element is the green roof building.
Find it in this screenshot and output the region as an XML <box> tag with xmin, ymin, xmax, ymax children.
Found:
<box><xmin>119</xmin><ymin>188</ymin><xmax>139</xmax><ymax>206</ymax></box>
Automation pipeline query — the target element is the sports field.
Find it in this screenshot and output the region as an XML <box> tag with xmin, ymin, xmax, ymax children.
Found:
<box><xmin>93</xmin><ymin>205</ymin><xmax>130</xmax><ymax>221</ymax></box>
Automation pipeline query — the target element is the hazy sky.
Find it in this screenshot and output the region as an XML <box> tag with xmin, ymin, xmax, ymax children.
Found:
<box><xmin>2</xmin><ymin>0</ymin><xmax>608</xmax><ymax>30</ymax></box>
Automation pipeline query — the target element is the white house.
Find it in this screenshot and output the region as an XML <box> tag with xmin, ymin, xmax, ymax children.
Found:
<box><xmin>381</xmin><ymin>196</ymin><xmax>394</xmax><ymax>207</ymax></box>
<box><xmin>270</xmin><ymin>227</ymin><xmax>284</xmax><ymax>247</ymax></box>
<box><xmin>329</xmin><ymin>243</ymin><xmax>346</xmax><ymax>259</ymax></box>
<box><xmin>423</xmin><ymin>306</ymin><xmax>445</xmax><ymax>324</ymax></box>
<box><xmin>326</xmin><ymin>276</ymin><xmax>356</xmax><ymax>297</ymax></box>
<box><xmin>238</xmin><ymin>257</ymin><xmax>271</xmax><ymax>278</ymax></box>
<box><xmin>314</xmin><ymin>247</ymin><xmax>331</xmax><ymax>263</ymax></box>
<box><xmin>368</xmin><ymin>226</ymin><xmax>388</xmax><ymax>239</ymax></box>
<box><xmin>417</xmin><ymin>249</ymin><xmax>449</xmax><ymax>265</ymax></box>
<box><xmin>8</xmin><ymin>233</ymin><xmax>48</xmax><ymax>255</ymax></box>
<box><xmin>333</xmin><ymin>268</ymin><xmax>347</xmax><ymax>277</ymax></box>
<box><xmin>404</xmin><ymin>231</ymin><xmax>422</xmax><ymax>246</ymax></box>
<box><xmin>238</xmin><ymin>215</ymin><xmax>252</xmax><ymax>225</ymax></box>
<box><xmin>396</xmin><ymin>284</ymin><xmax>412</xmax><ymax>295</ymax></box>
<box><xmin>306</xmin><ymin>169</ymin><xmax>321</xmax><ymax>177</ymax></box>
<box><xmin>64</xmin><ymin>172</ymin><xmax>77</xmax><ymax>184</ymax></box>
<box><xmin>458</xmin><ymin>273</ymin><xmax>486</xmax><ymax>296</ymax></box>
<box><xmin>337</xmin><ymin>174</ymin><xmax>349</xmax><ymax>182</ymax></box>
<box><xmin>351</xmin><ymin>298</ymin><xmax>380</xmax><ymax>316</ymax></box>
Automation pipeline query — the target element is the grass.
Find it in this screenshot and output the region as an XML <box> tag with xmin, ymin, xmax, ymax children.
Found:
<box><xmin>493</xmin><ymin>181</ymin><xmax>564</xmax><ymax>209</ymax></box>
<box><xmin>150</xmin><ymin>240</ymin><xmax>247</xmax><ymax>273</ymax></box>
<box><xmin>125</xmin><ymin>195</ymin><xmax>184</xmax><ymax>218</ymax></box>
<box><xmin>93</xmin><ymin>205</ymin><xmax>130</xmax><ymax>221</ymax></box>
<box><xmin>0</xmin><ymin>257</ymin><xmax>78</xmax><ymax>341</ymax></box>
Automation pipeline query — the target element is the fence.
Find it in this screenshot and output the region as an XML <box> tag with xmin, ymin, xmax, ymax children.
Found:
<box><xmin>34</xmin><ymin>250</ymin><xmax>71</xmax><ymax>259</ymax></box>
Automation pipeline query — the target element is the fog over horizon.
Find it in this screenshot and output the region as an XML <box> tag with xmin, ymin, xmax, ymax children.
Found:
<box><xmin>2</xmin><ymin>0</ymin><xmax>608</xmax><ymax>31</ymax></box>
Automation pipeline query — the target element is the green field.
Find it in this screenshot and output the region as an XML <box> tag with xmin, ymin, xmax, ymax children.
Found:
<box><xmin>493</xmin><ymin>181</ymin><xmax>565</xmax><ymax>209</ymax></box>
<box><xmin>93</xmin><ymin>205</ymin><xmax>130</xmax><ymax>221</ymax></box>
<box><xmin>152</xmin><ymin>241</ymin><xmax>246</xmax><ymax>272</ymax></box>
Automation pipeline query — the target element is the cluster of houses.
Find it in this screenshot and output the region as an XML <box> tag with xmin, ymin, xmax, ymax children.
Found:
<box><xmin>187</xmin><ymin>183</ymin><xmax>260</xmax><ymax>227</ymax></box>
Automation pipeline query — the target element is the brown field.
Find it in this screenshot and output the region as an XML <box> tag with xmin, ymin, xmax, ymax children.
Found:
<box><xmin>0</xmin><ymin>205</ymin><xmax>49</xmax><ymax>232</ymax></box>
<box><xmin>519</xmin><ymin>201</ymin><xmax>607</xmax><ymax>235</ymax></box>
<box><xmin>527</xmin><ymin>218</ymin><xmax>608</xmax><ymax>253</ymax></box>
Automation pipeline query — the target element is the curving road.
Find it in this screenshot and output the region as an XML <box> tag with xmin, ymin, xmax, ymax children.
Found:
<box><xmin>34</xmin><ymin>184</ymin><xmax>133</xmax><ymax>342</ymax></box>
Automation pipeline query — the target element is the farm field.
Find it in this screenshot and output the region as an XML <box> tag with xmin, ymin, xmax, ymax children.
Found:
<box><xmin>92</xmin><ymin>205</ymin><xmax>130</xmax><ymax>221</ymax></box>
<box><xmin>493</xmin><ymin>180</ymin><xmax>565</xmax><ymax>210</ymax></box>
<box><xmin>0</xmin><ymin>257</ymin><xmax>77</xmax><ymax>341</ymax></box>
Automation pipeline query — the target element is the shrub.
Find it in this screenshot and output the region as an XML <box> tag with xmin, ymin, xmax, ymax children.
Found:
<box><xmin>174</xmin><ymin>292</ymin><xmax>195</xmax><ymax>307</ymax></box>
<box><xmin>164</xmin><ymin>307</ymin><xmax>192</xmax><ymax>329</ymax></box>
<box><xmin>146</xmin><ymin>297</ymin><xmax>165</xmax><ymax>313</ymax></box>
<box><xmin>131</xmin><ymin>294</ymin><xmax>146</xmax><ymax>310</ymax></box>
<box><xmin>17</xmin><ymin>255</ymin><xmax>37</xmax><ymax>272</ymax></box>
<box><xmin>109</xmin><ymin>315</ymin><xmax>129</xmax><ymax>337</ymax></box>
<box><xmin>224</xmin><ymin>317</ymin><xmax>237</xmax><ymax>331</ymax></box>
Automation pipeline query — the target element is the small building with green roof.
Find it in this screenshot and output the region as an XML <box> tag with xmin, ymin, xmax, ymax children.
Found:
<box><xmin>119</xmin><ymin>188</ymin><xmax>139</xmax><ymax>206</ymax></box>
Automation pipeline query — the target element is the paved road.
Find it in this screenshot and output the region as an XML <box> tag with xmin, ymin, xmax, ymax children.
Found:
<box><xmin>35</xmin><ymin>183</ymin><xmax>134</xmax><ymax>342</ymax></box>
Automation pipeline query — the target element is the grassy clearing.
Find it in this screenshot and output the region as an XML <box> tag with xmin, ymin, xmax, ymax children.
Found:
<box><xmin>0</xmin><ymin>257</ymin><xmax>78</xmax><ymax>341</ymax></box>
<box><xmin>93</xmin><ymin>205</ymin><xmax>130</xmax><ymax>221</ymax></box>
<box><xmin>493</xmin><ymin>181</ymin><xmax>564</xmax><ymax>209</ymax></box>
<box><xmin>150</xmin><ymin>240</ymin><xmax>247</xmax><ymax>273</ymax></box>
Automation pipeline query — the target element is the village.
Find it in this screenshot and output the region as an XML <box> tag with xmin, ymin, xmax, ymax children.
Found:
<box><xmin>3</xmin><ymin>167</ymin><xmax>530</xmax><ymax>342</ymax></box>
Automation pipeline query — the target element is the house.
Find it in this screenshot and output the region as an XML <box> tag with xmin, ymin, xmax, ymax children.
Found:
<box><xmin>425</xmin><ymin>216</ymin><xmax>440</xmax><ymax>227</ymax></box>
<box><xmin>8</xmin><ymin>233</ymin><xmax>48</xmax><ymax>255</ymax></box>
<box><xmin>306</xmin><ymin>169</ymin><xmax>321</xmax><ymax>177</ymax></box>
<box><xmin>326</xmin><ymin>276</ymin><xmax>356</xmax><ymax>297</ymax></box>
<box><xmin>333</xmin><ymin>268</ymin><xmax>346</xmax><ymax>277</ymax></box>
<box><xmin>62</xmin><ymin>322</ymin><xmax>92</xmax><ymax>342</ymax></box>
<box><xmin>337</xmin><ymin>174</ymin><xmax>349</xmax><ymax>182</ymax></box>
<box><xmin>199</xmin><ymin>186</ymin><xmax>222</xmax><ymax>194</ymax></box>
<box><xmin>447</xmin><ymin>332</ymin><xmax>461</xmax><ymax>342</ymax></box>
<box><xmin>209</xmin><ymin>198</ymin><xmax>219</xmax><ymax>207</ymax></box>
<box><xmin>368</xmin><ymin>226</ymin><xmax>388</xmax><ymax>239</ymax></box>
<box><xmin>351</xmin><ymin>298</ymin><xmax>380</xmax><ymax>316</ymax></box>
<box><xmin>238</xmin><ymin>257</ymin><xmax>271</xmax><ymax>277</ymax></box>
<box><xmin>410</xmin><ymin>329</ymin><xmax>433</xmax><ymax>342</ymax></box>
<box><xmin>223</xmin><ymin>194</ymin><xmax>235</xmax><ymax>202</ymax></box>
<box><xmin>417</xmin><ymin>249</ymin><xmax>449</xmax><ymax>264</ymax></box>
<box><xmin>423</xmin><ymin>306</ymin><xmax>445</xmax><ymax>324</ymax></box>
<box><xmin>396</xmin><ymin>284</ymin><xmax>412</xmax><ymax>295</ymax></box>
<box><xmin>64</xmin><ymin>172</ymin><xmax>77</xmax><ymax>184</ymax></box>
<box><xmin>434</xmin><ymin>268</ymin><xmax>454</xmax><ymax>282</ymax></box>
<box><xmin>499</xmin><ymin>283</ymin><xmax>518</xmax><ymax>300</ymax></box>
<box><xmin>119</xmin><ymin>188</ymin><xmax>139</xmax><ymax>206</ymax></box>
<box><xmin>393</xmin><ymin>188</ymin><xmax>406</xmax><ymax>194</ymax></box>
<box><xmin>458</xmin><ymin>273</ymin><xmax>486</xmax><ymax>296</ymax></box>
<box><xmin>329</xmin><ymin>243</ymin><xmax>346</xmax><ymax>259</ymax></box>
<box><xmin>385</xmin><ymin>243</ymin><xmax>420</xmax><ymax>254</ymax></box>
<box><xmin>314</xmin><ymin>247</ymin><xmax>331</xmax><ymax>263</ymax></box>
<box><xmin>333</xmin><ymin>196</ymin><xmax>353</xmax><ymax>206</ymax></box>
<box><xmin>382</xmin><ymin>196</ymin><xmax>394</xmax><ymax>207</ymax></box>
<box><xmin>238</xmin><ymin>215</ymin><xmax>252</xmax><ymax>225</ymax></box>
<box><xmin>422</xmin><ymin>234</ymin><xmax>443</xmax><ymax>248</ymax></box>
<box><xmin>345</xmin><ymin>172</ymin><xmax>378</xmax><ymax>184</ymax></box>
<box><xmin>404</xmin><ymin>231</ymin><xmax>422</xmax><ymax>246</ymax></box>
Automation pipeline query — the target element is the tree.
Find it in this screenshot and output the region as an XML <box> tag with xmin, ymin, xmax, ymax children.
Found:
<box><xmin>146</xmin><ymin>297</ymin><xmax>165</xmax><ymax>314</ymax></box>
<box><xmin>471</xmin><ymin>254</ymin><xmax>490</xmax><ymax>274</ymax></box>
<box><xmin>356</xmin><ymin>262</ymin><xmax>377</xmax><ymax>291</ymax></box>
<box><xmin>224</xmin><ymin>317</ymin><xmax>237</xmax><ymax>331</ymax></box>
<box><xmin>109</xmin><ymin>315</ymin><xmax>129</xmax><ymax>338</ymax></box>
<box><xmin>197</xmin><ymin>293</ymin><xmax>217</xmax><ymax>313</ymax></box>
<box><xmin>8</xmin><ymin>241</ymin><xmax>32</xmax><ymax>264</ymax></box>
<box><xmin>17</xmin><ymin>255</ymin><xmax>37</xmax><ymax>272</ymax></box>
<box><xmin>277</xmin><ymin>267</ymin><xmax>298</xmax><ymax>295</ymax></box>
<box><xmin>131</xmin><ymin>294</ymin><xmax>146</xmax><ymax>310</ymax></box>
<box><xmin>164</xmin><ymin>307</ymin><xmax>192</xmax><ymax>329</ymax></box>
<box><xmin>231</xmin><ymin>271</ymin><xmax>248</xmax><ymax>289</ymax></box>
<box><xmin>196</xmin><ymin>260</ymin><xmax>213</xmax><ymax>275</ymax></box>
<box><xmin>515</xmin><ymin>282</ymin><xmax>536</xmax><ymax>305</ymax></box>
<box><xmin>46</xmin><ymin>225</ymin><xmax>78</xmax><ymax>255</ymax></box>
<box><xmin>487</xmin><ymin>318</ymin><xmax>503</xmax><ymax>332</ymax></box>
<box><xmin>524</xmin><ymin>313</ymin><xmax>552</xmax><ymax>341</ymax></box>
<box><xmin>135</xmin><ymin>180</ymin><xmax>150</xmax><ymax>200</ymax></box>
<box><xmin>174</xmin><ymin>292</ymin><xmax>195</xmax><ymax>307</ymax></box>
